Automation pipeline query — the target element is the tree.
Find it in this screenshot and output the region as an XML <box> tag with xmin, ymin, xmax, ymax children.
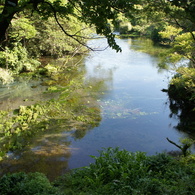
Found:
<box><xmin>130</xmin><ymin>0</ymin><xmax>195</xmax><ymax>66</ymax></box>
<box><xmin>0</xmin><ymin>0</ymin><xmax>18</xmax><ymax>42</ymax></box>
<box><xmin>0</xmin><ymin>0</ymin><xmax>140</xmax><ymax>52</ymax></box>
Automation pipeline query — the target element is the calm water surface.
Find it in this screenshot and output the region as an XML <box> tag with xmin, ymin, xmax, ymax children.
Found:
<box><xmin>0</xmin><ymin>38</ymin><xmax>187</xmax><ymax>180</ymax></box>
<box><xmin>68</xmin><ymin>38</ymin><xmax>183</xmax><ymax>169</ymax></box>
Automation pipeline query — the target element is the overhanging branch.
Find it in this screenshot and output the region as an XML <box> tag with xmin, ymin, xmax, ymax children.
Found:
<box><xmin>43</xmin><ymin>1</ymin><xmax>102</xmax><ymax>51</ymax></box>
<box><xmin>166</xmin><ymin>137</ymin><xmax>191</xmax><ymax>156</ymax></box>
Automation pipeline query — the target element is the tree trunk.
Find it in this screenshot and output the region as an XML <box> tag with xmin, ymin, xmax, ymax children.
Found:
<box><xmin>0</xmin><ymin>0</ymin><xmax>18</xmax><ymax>43</ymax></box>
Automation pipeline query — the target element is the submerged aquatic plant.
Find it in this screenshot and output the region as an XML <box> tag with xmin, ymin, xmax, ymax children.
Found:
<box><xmin>99</xmin><ymin>98</ymin><xmax>156</xmax><ymax>119</ymax></box>
<box><xmin>0</xmin><ymin>63</ymin><xmax>102</xmax><ymax>158</ymax></box>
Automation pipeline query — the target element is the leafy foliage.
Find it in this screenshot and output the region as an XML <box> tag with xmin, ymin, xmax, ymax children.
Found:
<box><xmin>0</xmin><ymin>148</ymin><xmax>195</xmax><ymax>194</ymax></box>
<box><xmin>159</xmin><ymin>28</ymin><xmax>195</xmax><ymax>66</ymax></box>
<box><xmin>10</xmin><ymin>17</ymin><xmax>37</xmax><ymax>41</ymax></box>
<box><xmin>0</xmin><ymin>8</ymin><xmax>91</xmax><ymax>80</ymax></box>
<box><xmin>121</xmin><ymin>1</ymin><xmax>195</xmax><ymax>67</ymax></box>
<box><xmin>55</xmin><ymin>147</ymin><xmax>195</xmax><ymax>195</ymax></box>
<box><xmin>0</xmin><ymin>0</ymin><xmax>141</xmax><ymax>52</ymax></box>
<box><xmin>0</xmin><ymin>43</ymin><xmax>40</xmax><ymax>73</ymax></box>
<box><xmin>1</xmin><ymin>0</ymin><xmax>143</xmax><ymax>82</ymax></box>
<box><xmin>170</xmin><ymin>67</ymin><xmax>195</xmax><ymax>99</ymax></box>
<box><xmin>27</xmin><ymin>15</ymin><xmax>90</xmax><ymax>57</ymax></box>
<box><xmin>0</xmin><ymin>172</ymin><xmax>60</xmax><ymax>195</ymax></box>
<box><xmin>168</xmin><ymin>67</ymin><xmax>195</xmax><ymax>132</ymax></box>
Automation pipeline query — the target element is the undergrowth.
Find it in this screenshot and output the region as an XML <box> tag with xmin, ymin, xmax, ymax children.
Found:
<box><xmin>0</xmin><ymin>147</ymin><xmax>195</xmax><ymax>195</ymax></box>
<box><xmin>54</xmin><ymin>147</ymin><xmax>195</xmax><ymax>195</ymax></box>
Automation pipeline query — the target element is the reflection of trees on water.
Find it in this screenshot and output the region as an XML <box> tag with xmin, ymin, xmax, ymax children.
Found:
<box><xmin>0</xmin><ymin>145</ymin><xmax>71</xmax><ymax>181</ymax></box>
<box><xmin>168</xmin><ymin>88</ymin><xmax>195</xmax><ymax>138</ymax></box>
<box><xmin>0</xmin><ymin>117</ymin><xmax>101</xmax><ymax>181</ymax></box>
<box><xmin>169</xmin><ymin>102</ymin><xmax>195</xmax><ymax>137</ymax></box>
<box><xmin>0</xmin><ymin>56</ymin><xmax>114</xmax><ymax>180</ymax></box>
<box><xmin>0</xmin><ymin>98</ymin><xmax>101</xmax><ymax>180</ymax></box>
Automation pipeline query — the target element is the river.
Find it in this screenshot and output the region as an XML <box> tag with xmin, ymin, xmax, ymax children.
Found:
<box><xmin>0</xmin><ymin>38</ymin><xmax>188</xmax><ymax>180</ymax></box>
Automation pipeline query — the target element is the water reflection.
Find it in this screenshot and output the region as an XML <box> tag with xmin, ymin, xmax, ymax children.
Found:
<box><xmin>0</xmin><ymin>38</ymin><xmax>189</xmax><ymax>180</ymax></box>
<box><xmin>168</xmin><ymin>95</ymin><xmax>195</xmax><ymax>138</ymax></box>
<box><xmin>130</xmin><ymin>38</ymin><xmax>195</xmax><ymax>139</ymax></box>
<box><xmin>0</xmin><ymin>56</ymin><xmax>106</xmax><ymax>179</ymax></box>
<box><xmin>68</xmin><ymin>38</ymin><xmax>185</xmax><ymax>169</ymax></box>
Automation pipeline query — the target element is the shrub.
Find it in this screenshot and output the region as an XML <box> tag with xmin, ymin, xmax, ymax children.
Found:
<box><xmin>0</xmin><ymin>43</ymin><xmax>40</xmax><ymax>74</ymax></box>
<box><xmin>55</xmin><ymin>147</ymin><xmax>195</xmax><ymax>195</ymax></box>
<box><xmin>1</xmin><ymin>148</ymin><xmax>195</xmax><ymax>195</ymax></box>
<box><xmin>0</xmin><ymin>172</ymin><xmax>61</xmax><ymax>195</ymax></box>
<box><xmin>168</xmin><ymin>67</ymin><xmax>195</xmax><ymax>132</ymax></box>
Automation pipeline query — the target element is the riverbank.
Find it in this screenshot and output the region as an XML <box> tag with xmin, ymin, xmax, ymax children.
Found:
<box><xmin>1</xmin><ymin>147</ymin><xmax>195</xmax><ymax>195</ymax></box>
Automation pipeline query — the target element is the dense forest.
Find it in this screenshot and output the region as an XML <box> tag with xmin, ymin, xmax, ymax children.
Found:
<box><xmin>0</xmin><ymin>0</ymin><xmax>195</xmax><ymax>194</ymax></box>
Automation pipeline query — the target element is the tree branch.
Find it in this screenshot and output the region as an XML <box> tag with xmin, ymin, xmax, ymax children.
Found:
<box><xmin>173</xmin><ymin>18</ymin><xmax>195</xmax><ymax>42</ymax></box>
<box><xmin>166</xmin><ymin>137</ymin><xmax>182</xmax><ymax>150</ymax></box>
<box><xmin>166</xmin><ymin>137</ymin><xmax>191</xmax><ymax>156</ymax></box>
<box><xmin>43</xmin><ymin>1</ymin><xmax>98</xmax><ymax>51</ymax></box>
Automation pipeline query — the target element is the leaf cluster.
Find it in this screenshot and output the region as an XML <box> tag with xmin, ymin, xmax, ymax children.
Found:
<box><xmin>1</xmin><ymin>148</ymin><xmax>195</xmax><ymax>194</ymax></box>
<box><xmin>0</xmin><ymin>0</ymin><xmax>141</xmax><ymax>52</ymax></box>
<box><xmin>0</xmin><ymin>43</ymin><xmax>40</xmax><ymax>74</ymax></box>
<box><xmin>167</xmin><ymin>67</ymin><xmax>195</xmax><ymax>132</ymax></box>
<box><xmin>55</xmin><ymin>147</ymin><xmax>195</xmax><ymax>195</ymax></box>
<box><xmin>168</xmin><ymin>67</ymin><xmax>195</xmax><ymax>109</ymax></box>
<box><xmin>0</xmin><ymin>172</ymin><xmax>61</xmax><ymax>195</ymax></box>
